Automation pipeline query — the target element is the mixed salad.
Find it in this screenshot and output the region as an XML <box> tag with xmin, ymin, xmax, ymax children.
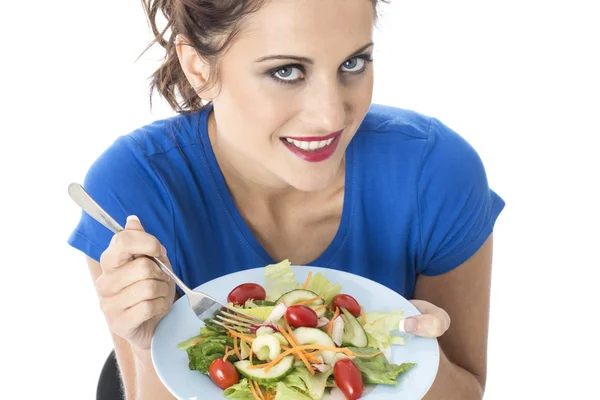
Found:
<box><xmin>177</xmin><ymin>260</ymin><xmax>416</xmax><ymax>400</ymax></box>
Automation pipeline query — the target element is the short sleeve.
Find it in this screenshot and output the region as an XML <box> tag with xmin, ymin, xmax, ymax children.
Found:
<box><xmin>417</xmin><ymin>118</ymin><xmax>505</xmax><ymax>275</ymax></box>
<box><xmin>67</xmin><ymin>135</ymin><xmax>174</xmax><ymax>263</ymax></box>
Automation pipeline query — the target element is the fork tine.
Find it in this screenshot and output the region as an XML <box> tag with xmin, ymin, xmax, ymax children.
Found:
<box><xmin>221</xmin><ymin>309</ymin><xmax>263</xmax><ymax>324</ymax></box>
<box><xmin>212</xmin><ymin>319</ymin><xmax>252</xmax><ymax>334</ymax></box>
<box><xmin>214</xmin><ymin>313</ymin><xmax>256</xmax><ymax>329</ymax></box>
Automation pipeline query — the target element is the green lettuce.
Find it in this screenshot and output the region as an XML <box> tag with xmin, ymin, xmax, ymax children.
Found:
<box><xmin>264</xmin><ymin>260</ymin><xmax>299</xmax><ymax>301</ymax></box>
<box><xmin>223</xmin><ymin>379</ymin><xmax>254</xmax><ymax>399</ymax></box>
<box><xmin>186</xmin><ymin>335</ymin><xmax>237</xmax><ymax>374</ymax></box>
<box><xmin>304</xmin><ymin>273</ymin><xmax>342</xmax><ymax>304</ymax></box>
<box><xmin>284</xmin><ymin>367</ymin><xmax>332</xmax><ymax>400</ymax></box>
<box><xmin>347</xmin><ymin>347</ymin><xmax>417</xmax><ymax>385</ymax></box>
<box><xmin>273</xmin><ymin>382</ymin><xmax>313</xmax><ymax>400</ymax></box>
<box><xmin>361</xmin><ymin>311</ymin><xmax>406</xmax><ymax>351</ymax></box>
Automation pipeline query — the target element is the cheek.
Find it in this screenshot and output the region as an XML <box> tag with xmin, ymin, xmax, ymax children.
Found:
<box><xmin>218</xmin><ymin>70</ymin><xmax>295</xmax><ymax>141</ymax></box>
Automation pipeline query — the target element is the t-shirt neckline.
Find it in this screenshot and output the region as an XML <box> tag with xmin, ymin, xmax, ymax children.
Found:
<box><xmin>197</xmin><ymin>104</ymin><xmax>356</xmax><ymax>267</ymax></box>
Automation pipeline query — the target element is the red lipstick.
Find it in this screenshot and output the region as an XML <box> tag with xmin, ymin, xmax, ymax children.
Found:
<box><xmin>281</xmin><ymin>130</ymin><xmax>343</xmax><ymax>163</ymax></box>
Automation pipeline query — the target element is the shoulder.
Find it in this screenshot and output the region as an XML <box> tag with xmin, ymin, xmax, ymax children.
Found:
<box><xmin>353</xmin><ymin>104</ymin><xmax>480</xmax><ymax>173</ymax></box>
<box><xmin>116</xmin><ymin>110</ymin><xmax>206</xmax><ymax>158</ymax></box>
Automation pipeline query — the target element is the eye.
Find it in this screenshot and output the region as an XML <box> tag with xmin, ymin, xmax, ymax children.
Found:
<box><xmin>340</xmin><ymin>55</ymin><xmax>373</xmax><ymax>73</ymax></box>
<box><xmin>271</xmin><ymin>66</ymin><xmax>305</xmax><ymax>82</ymax></box>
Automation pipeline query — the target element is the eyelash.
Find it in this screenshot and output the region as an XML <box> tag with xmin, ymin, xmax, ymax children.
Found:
<box><xmin>267</xmin><ymin>54</ymin><xmax>374</xmax><ymax>85</ymax></box>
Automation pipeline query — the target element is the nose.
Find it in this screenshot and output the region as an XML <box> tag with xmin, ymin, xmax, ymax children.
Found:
<box><xmin>304</xmin><ymin>78</ymin><xmax>347</xmax><ymax>133</ymax></box>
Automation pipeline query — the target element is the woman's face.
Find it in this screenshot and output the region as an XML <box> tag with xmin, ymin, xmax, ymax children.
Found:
<box><xmin>210</xmin><ymin>0</ymin><xmax>375</xmax><ymax>192</ymax></box>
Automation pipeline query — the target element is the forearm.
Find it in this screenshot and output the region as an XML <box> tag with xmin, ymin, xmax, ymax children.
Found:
<box><xmin>130</xmin><ymin>346</ymin><xmax>176</xmax><ymax>400</ymax></box>
<box><xmin>422</xmin><ymin>346</ymin><xmax>484</xmax><ymax>400</ymax></box>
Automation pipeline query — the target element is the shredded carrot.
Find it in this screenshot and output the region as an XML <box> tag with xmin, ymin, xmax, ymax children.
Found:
<box><xmin>249</xmin><ymin>347</ymin><xmax>254</xmax><ymax>364</ymax></box>
<box><xmin>276</xmin><ymin>323</ymin><xmax>314</xmax><ymax>374</ymax></box>
<box><xmin>360</xmin><ymin>306</ymin><xmax>366</xmax><ymax>325</ymax></box>
<box><xmin>222</xmin><ymin>348</ymin><xmax>236</xmax><ymax>361</ymax></box>
<box><xmin>233</xmin><ymin>337</ymin><xmax>242</xmax><ymax>359</ymax></box>
<box><xmin>248</xmin><ymin>379</ymin><xmax>262</xmax><ymax>400</ymax></box>
<box><xmin>301</xmin><ymin>271</ymin><xmax>313</xmax><ymax>289</ymax></box>
<box><xmin>226</xmin><ymin>329</ymin><xmax>256</xmax><ymax>343</ymax></box>
<box><xmin>327</xmin><ymin>308</ymin><xmax>341</xmax><ymax>336</ymax></box>
<box><xmin>313</xmin><ymin>305</ymin><xmax>327</xmax><ymax>312</ymax></box>
<box><xmin>294</xmin><ymin>296</ymin><xmax>323</xmax><ymax>306</ymax></box>
<box><xmin>253</xmin><ymin>380</ymin><xmax>266</xmax><ymax>400</ymax></box>
<box><xmin>370</xmin><ymin>316</ymin><xmax>388</xmax><ymax>325</ymax></box>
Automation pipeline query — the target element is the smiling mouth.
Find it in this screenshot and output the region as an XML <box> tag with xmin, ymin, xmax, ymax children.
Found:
<box><xmin>281</xmin><ymin>129</ymin><xmax>343</xmax><ymax>152</ymax></box>
<box><xmin>283</xmin><ymin>137</ymin><xmax>336</xmax><ymax>151</ymax></box>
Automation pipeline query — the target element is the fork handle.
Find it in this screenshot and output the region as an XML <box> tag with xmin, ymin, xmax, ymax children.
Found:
<box><xmin>68</xmin><ymin>183</ymin><xmax>193</xmax><ymax>296</ymax></box>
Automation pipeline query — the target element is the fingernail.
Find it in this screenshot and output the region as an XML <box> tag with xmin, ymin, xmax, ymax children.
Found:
<box><xmin>127</xmin><ymin>215</ymin><xmax>140</xmax><ymax>223</ymax></box>
<box><xmin>399</xmin><ymin>318</ymin><xmax>418</xmax><ymax>333</ymax></box>
<box><xmin>161</xmin><ymin>245</ymin><xmax>167</xmax><ymax>257</ymax></box>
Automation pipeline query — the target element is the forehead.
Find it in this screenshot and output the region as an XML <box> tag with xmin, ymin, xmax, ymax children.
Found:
<box><xmin>233</xmin><ymin>0</ymin><xmax>375</xmax><ymax>57</ymax></box>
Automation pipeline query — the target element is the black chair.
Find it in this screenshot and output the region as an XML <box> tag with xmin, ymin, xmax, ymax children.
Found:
<box><xmin>98</xmin><ymin>350</ymin><xmax>125</xmax><ymax>400</ymax></box>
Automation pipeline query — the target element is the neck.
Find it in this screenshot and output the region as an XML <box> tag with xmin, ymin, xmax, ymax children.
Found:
<box><xmin>207</xmin><ymin>109</ymin><xmax>345</xmax><ymax>207</ymax></box>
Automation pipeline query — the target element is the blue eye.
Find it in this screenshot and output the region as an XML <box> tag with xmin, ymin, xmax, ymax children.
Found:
<box><xmin>271</xmin><ymin>66</ymin><xmax>304</xmax><ymax>82</ymax></box>
<box><xmin>341</xmin><ymin>55</ymin><xmax>373</xmax><ymax>73</ymax></box>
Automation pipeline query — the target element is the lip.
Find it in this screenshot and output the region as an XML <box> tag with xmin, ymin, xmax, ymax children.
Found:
<box><xmin>284</xmin><ymin>129</ymin><xmax>343</xmax><ymax>142</ymax></box>
<box><xmin>281</xmin><ymin>133</ymin><xmax>342</xmax><ymax>163</ymax></box>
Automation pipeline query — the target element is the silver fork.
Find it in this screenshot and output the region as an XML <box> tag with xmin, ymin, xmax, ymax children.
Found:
<box><xmin>68</xmin><ymin>182</ymin><xmax>263</xmax><ymax>333</ymax></box>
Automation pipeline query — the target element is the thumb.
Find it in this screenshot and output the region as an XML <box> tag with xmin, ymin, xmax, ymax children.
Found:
<box><xmin>125</xmin><ymin>215</ymin><xmax>145</xmax><ymax>232</ymax></box>
<box><xmin>398</xmin><ymin>300</ymin><xmax>451</xmax><ymax>338</ymax></box>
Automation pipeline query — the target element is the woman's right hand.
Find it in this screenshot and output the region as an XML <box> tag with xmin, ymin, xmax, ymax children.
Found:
<box><xmin>95</xmin><ymin>215</ymin><xmax>177</xmax><ymax>350</ymax></box>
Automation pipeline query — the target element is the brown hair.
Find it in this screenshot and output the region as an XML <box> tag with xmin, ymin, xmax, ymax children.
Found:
<box><xmin>142</xmin><ymin>0</ymin><xmax>388</xmax><ymax>114</ymax></box>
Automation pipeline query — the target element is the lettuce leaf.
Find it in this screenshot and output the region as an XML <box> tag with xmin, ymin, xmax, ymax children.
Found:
<box><xmin>284</xmin><ymin>367</ymin><xmax>332</xmax><ymax>400</ymax></box>
<box><xmin>264</xmin><ymin>259</ymin><xmax>299</xmax><ymax>301</ymax></box>
<box><xmin>223</xmin><ymin>379</ymin><xmax>254</xmax><ymax>399</ymax></box>
<box><xmin>361</xmin><ymin>311</ymin><xmax>405</xmax><ymax>351</ymax></box>
<box><xmin>304</xmin><ymin>273</ymin><xmax>342</xmax><ymax>304</ymax></box>
<box><xmin>346</xmin><ymin>347</ymin><xmax>417</xmax><ymax>385</ymax></box>
<box><xmin>186</xmin><ymin>336</ymin><xmax>237</xmax><ymax>374</ymax></box>
<box><xmin>273</xmin><ymin>381</ymin><xmax>313</xmax><ymax>400</ymax></box>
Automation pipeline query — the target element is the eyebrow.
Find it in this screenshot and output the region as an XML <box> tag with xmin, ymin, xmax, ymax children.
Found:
<box><xmin>255</xmin><ymin>42</ymin><xmax>374</xmax><ymax>64</ymax></box>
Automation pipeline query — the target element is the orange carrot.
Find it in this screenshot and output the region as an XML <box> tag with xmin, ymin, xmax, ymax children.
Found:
<box><xmin>301</xmin><ymin>272</ymin><xmax>313</xmax><ymax>289</ymax></box>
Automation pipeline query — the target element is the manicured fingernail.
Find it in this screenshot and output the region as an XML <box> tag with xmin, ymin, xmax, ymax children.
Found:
<box><xmin>399</xmin><ymin>318</ymin><xmax>418</xmax><ymax>333</ymax></box>
<box><xmin>161</xmin><ymin>245</ymin><xmax>167</xmax><ymax>257</ymax></box>
<box><xmin>127</xmin><ymin>215</ymin><xmax>139</xmax><ymax>223</ymax></box>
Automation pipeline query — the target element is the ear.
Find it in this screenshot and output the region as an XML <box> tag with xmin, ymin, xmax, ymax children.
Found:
<box><xmin>175</xmin><ymin>35</ymin><xmax>219</xmax><ymax>100</ymax></box>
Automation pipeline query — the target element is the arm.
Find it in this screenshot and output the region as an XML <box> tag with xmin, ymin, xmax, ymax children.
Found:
<box><xmin>416</xmin><ymin>234</ymin><xmax>493</xmax><ymax>399</ymax></box>
<box><xmin>87</xmin><ymin>256</ymin><xmax>176</xmax><ymax>400</ymax></box>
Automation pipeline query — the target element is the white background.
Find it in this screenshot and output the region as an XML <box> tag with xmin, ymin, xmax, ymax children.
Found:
<box><xmin>2</xmin><ymin>0</ymin><xmax>599</xmax><ymax>399</ymax></box>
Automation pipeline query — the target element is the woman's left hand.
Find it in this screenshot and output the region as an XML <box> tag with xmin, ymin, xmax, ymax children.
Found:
<box><xmin>399</xmin><ymin>300</ymin><xmax>451</xmax><ymax>338</ymax></box>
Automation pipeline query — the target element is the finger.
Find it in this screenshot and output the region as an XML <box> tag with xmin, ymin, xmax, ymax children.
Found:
<box><xmin>398</xmin><ymin>300</ymin><xmax>451</xmax><ymax>338</ymax></box>
<box><xmin>101</xmin><ymin>279</ymin><xmax>171</xmax><ymax>317</ymax></box>
<box><xmin>116</xmin><ymin>297</ymin><xmax>168</xmax><ymax>334</ymax></box>
<box><xmin>96</xmin><ymin>257</ymin><xmax>170</xmax><ymax>297</ymax></box>
<box><xmin>125</xmin><ymin>214</ymin><xmax>145</xmax><ymax>232</ymax></box>
<box><xmin>100</xmin><ymin>229</ymin><xmax>167</xmax><ymax>270</ymax></box>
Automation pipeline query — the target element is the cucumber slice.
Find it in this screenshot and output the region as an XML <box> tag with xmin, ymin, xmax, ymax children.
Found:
<box><xmin>277</xmin><ymin>289</ymin><xmax>326</xmax><ymax>317</ymax></box>
<box><xmin>292</xmin><ymin>327</ymin><xmax>336</xmax><ymax>365</ymax></box>
<box><xmin>340</xmin><ymin>307</ymin><xmax>368</xmax><ymax>348</ymax></box>
<box><xmin>234</xmin><ymin>355</ymin><xmax>295</xmax><ymax>383</ymax></box>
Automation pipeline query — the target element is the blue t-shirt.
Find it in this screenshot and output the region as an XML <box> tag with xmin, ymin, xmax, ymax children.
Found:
<box><xmin>68</xmin><ymin>104</ymin><xmax>504</xmax><ymax>299</ymax></box>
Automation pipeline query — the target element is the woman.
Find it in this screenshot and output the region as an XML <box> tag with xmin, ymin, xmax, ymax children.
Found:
<box><xmin>68</xmin><ymin>0</ymin><xmax>504</xmax><ymax>398</ymax></box>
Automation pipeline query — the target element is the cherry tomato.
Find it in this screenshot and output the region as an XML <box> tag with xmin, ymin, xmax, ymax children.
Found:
<box><xmin>331</xmin><ymin>294</ymin><xmax>361</xmax><ymax>318</ymax></box>
<box><xmin>208</xmin><ymin>358</ymin><xmax>239</xmax><ymax>390</ymax></box>
<box><xmin>285</xmin><ymin>305</ymin><xmax>318</xmax><ymax>328</ymax></box>
<box><xmin>227</xmin><ymin>283</ymin><xmax>266</xmax><ymax>306</ymax></box>
<box><xmin>333</xmin><ymin>359</ymin><xmax>363</xmax><ymax>400</ymax></box>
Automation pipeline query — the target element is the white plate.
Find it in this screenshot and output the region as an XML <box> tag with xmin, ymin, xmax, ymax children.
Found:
<box><xmin>152</xmin><ymin>266</ymin><xmax>439</xmax><ymax>399</ymax></box>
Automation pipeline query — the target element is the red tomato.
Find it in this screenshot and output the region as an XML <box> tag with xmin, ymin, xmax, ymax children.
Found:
<box><xmin>332</xmin><ymin>294</ymin><xmax>361</xmax><ymax>317</ymax></box>
<box><xmin>208</xmin><ymin>358</ymin><xmax>239</xmax><ymax>390</ymax></box>
<box><xmin>227</xmin><ymin>283</ymin><xmax>266</xmax><ymax>305</ymax></box>
<box><xmin>285</xmin><ymin>305</ymin><xmax>318</xmax><ymax>328</ymax></box>
<box><xmin>333</xmin><ymin>359</ymin><xmax>364</xmax><ymax>400</ymax></box>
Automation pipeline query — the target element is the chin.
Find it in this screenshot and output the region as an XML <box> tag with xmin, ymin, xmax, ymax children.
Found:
<box><xmin>283</xmin><ymin>167</ymin><xmax>341</xmax><ymax>193</ymax></box>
